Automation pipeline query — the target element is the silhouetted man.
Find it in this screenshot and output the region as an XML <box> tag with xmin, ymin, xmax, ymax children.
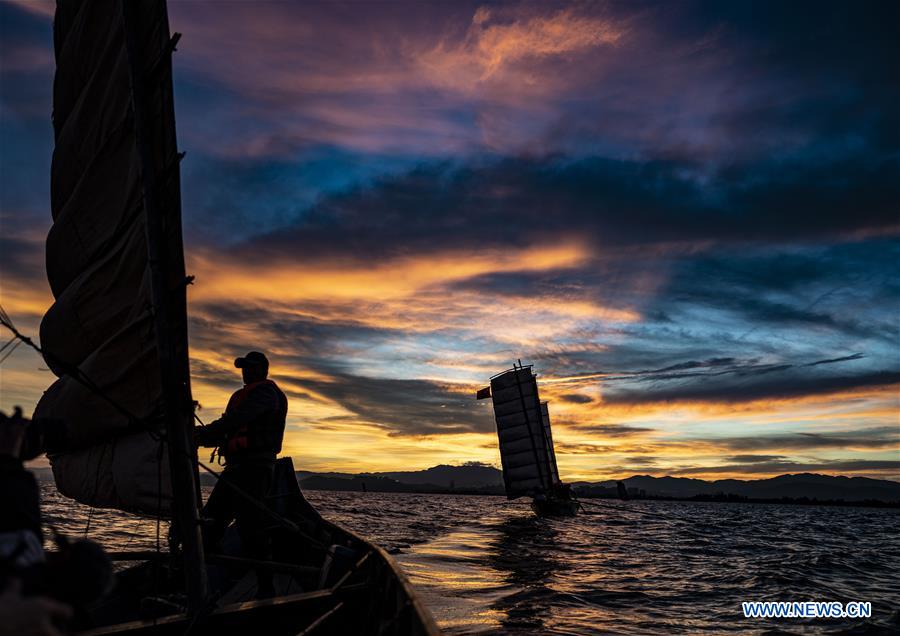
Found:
<box><xmin>195</xmin><ymin>351</ymin><xmax>287</xmax><ymax>598</ymax></box>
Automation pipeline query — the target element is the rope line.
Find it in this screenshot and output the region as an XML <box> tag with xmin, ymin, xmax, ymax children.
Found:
<box><xmin>0</xmin><ymin>304</ymin><xmax>147</xmax><ymax>426</ymax></box>
<box><xmin>0</xmin><ymin>338</ymin><xmax>22</xmax><ymax>364</ymax></box>
<box><xmin>578</xmin><ymin>498</ymin><xmax>680</xmax><ymax>521</ymax></box>
<box><xmin>0</xmin><ymin>335</ymin><xmax>17</xmax><ymax>354</ymax></box>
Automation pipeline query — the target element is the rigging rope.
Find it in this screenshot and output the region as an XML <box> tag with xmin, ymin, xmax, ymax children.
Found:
<box><xmin>0</xmin><ymin>335</ymin><xmax>17</xmax><ymax>354</ymax></box>
<box><xmin>0</xmin><ymin>338</ymin><xmax>22</xmax><ymax>364</ymax></box>
<box><xmin>578</xmin><ymin>498</ymin><xmax>681</xmax><ymax>521</ymax></box>
<box><xmin>0</xmin><ymin>304</ymin><xmax>147</xmax><ymax>426</ymax></box>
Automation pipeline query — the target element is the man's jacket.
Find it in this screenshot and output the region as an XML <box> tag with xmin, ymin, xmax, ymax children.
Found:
<box><xmin>198</xmin><ymin>380</ymin><xmax>287</xmax><ymax>464</ymax></box>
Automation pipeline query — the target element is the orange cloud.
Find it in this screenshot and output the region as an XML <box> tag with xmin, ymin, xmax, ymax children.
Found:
<box><xmin>4</xmin><ymin>0</ymin><xmax>53</xmax><ymax>19</ymax></box>
<box><xmin>421</xmin><ymin>6</ymin><xmax>626</xmax><ymax>91</ymax></box>
<box><xmin>190</xmin><ymin>241</ymin><xmax>591</xmax><ymax>302</ymax></box>
<box><xmin>186</xmin><ymin>240</ymin><xmax>640</xmax><ymax>352</ymax></box>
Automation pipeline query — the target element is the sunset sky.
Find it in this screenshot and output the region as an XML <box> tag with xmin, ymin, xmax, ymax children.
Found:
<box><xmin>1</xmin><ymin>0</ymin><xmax>898</xmax><ymax>481</ymax></box>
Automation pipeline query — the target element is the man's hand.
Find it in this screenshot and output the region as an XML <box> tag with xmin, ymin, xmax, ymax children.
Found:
<box><xmin>193</xmin><ymin>422</ymin><xmax>223</xmax><ymax>449</ymax></box>
<box><xmin>0</xmin><ymin>579</ymin><xmax>72</xmax><ymax>636</ymax></box>
<box><xmin>0</xmin><ymin>407</ymin><xmax>28</xmax><ymax>458</ymax></box>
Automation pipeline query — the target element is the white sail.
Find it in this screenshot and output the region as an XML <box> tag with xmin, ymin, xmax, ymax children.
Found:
<box><xmin>489</xmin><ymin>367</ymin><xmax>556</xmax><ymax>499</ymax></box>
<box><xmin>33</xmin><ymin>0</ymin><xmax>189</xmax><ymax>515</ymax></box>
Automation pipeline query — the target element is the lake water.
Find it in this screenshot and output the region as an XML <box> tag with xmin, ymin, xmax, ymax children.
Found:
<box><xmin>40</xmin><ymin>484</ymin><xmax>900</xmax><ymax>634</ymax></box>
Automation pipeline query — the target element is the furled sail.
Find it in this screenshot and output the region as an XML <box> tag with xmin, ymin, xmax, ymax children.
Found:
<box><xmin>33</xmin><ymin>0</ymin><xmax>190</xmax><ymax>514</ymax></box>
<box><xmin>488</xmin><ymin>366</ymin><xmax>559</xmax><ymax>499</ymax></box>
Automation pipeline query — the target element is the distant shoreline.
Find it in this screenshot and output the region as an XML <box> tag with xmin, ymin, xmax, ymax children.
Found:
<box><xmin>580</xmin><ymin>493</ymin><xmax>900</xmax><ymax>509</ymax></box>
<box><xmin>29</xmin><ymin>463</ymin><xmax>900</xmax><ymax>508</ymax></box>
<box><xmin>294</xmin><ymin>482</ymin><xmax>900</xmax><ymax>509</ymax></box>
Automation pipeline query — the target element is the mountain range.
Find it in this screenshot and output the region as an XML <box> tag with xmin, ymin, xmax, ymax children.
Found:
<box><xmin>293</xmin><ymin>464</ymin><xmax>900</xmax><ymax>503</ymax></box>
<box><xmin>576</xmin><ymin>472</ymin><xmax>900</xmax><ymax>503</ymax></box>
<box><xmin>28</xmin><ymin>463</ymin><xmax>900</xmax><ymax>503</ymax></box>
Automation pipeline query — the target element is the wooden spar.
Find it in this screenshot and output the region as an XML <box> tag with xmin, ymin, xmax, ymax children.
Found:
<box><xmin>297</xmin><ymin>602</ymin><xmax>346</xmax><ymax>636</ymax></box>
<box><xmin>204</xmin><ymin>555</ymin><xmax>321</xmax><ymax>577</ymax></box>
<box><xmin>510</xmin><ymin>363</ymin><xmax>550</xmax><ymax>494</ymax></box>
<box><xmin>93</xmin><ymin>553</ymin><xmax>319</xmax><ymax>578</ymax></box>
<box><xmin>120</xmin><ymin>0</ymin><xmax>207</xmax><ymax>611</ymax></box>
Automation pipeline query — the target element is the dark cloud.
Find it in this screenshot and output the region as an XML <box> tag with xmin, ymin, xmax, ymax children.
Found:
<box><xmin>0</xmin><ymin>3</ymin><xmax>53</xmax><ymax>220</ymax></box>
<box><xmin>605</xmin><ymin>370</ymin><xmax>900</xmax><ymax>405</ymax></box>
<box><xmin>0</xmin><ymin>235</ymin><xmax>44</xmax><ymax>286</ymax></box>
<box><xmin>726</xmin><ymin>455</ymin><xmax>787</xmax><ymax>464</ymax></box>
<box><xmin>293</xmin><ymin>372</ymin><xmax>493</xmax><ymax>436</ymax></box>
<box><xmin>705</xmin><ymin>427</ymin><xmax>900</xmax><ymax>452</ymax></box>
<box><xmin>669</xmin><ymin>459</ymin><xmax>900</xmax><ymax>476</ymax></box>
<box><xmin>695</xmin><ymin>0</ymin><xmax>900</xmax><ymax>153</ymax></box>
<box><xmin>557</xmin><ymin>393</ymin><xmax>593</xmax><ymax>404</ymax></box>
<box><xmin>560</xmin><ymin>240</ymin><xmax>899</xmax><ymax>406</ymax></box>
<box><xmin>554</xmin><ymin>442</ymin><xmax>611</xmax><ymax>455</ymax></box>
<box><xmin>188</xmin><ymin>302</ymin><xmax>392</xmax><ymax>371</ymax></box>
<box><xmin>804</xmin><ymin>353</ymin><xmax>865</xmax><ymax>367</ymax></box>
<box><xmin>189</xmin><ymin>358</ymin><xmax>237</xmax><ymax>393</ymax></box>
<box><xmin>644</xmin><ymin>358</ymin><xmax>738</xmax><ymax>374</ymax></box>
<box><xmin>599</xmin><ymin>358</ymin><xmax>775</xmax><ymax>383</ymax></box>
<box><xmin>229</xmin><ymin>154</ymin><xmax>899</xmax><ymax>264</ymax></box>
<box><xmin>556</xmin><ymin>346</ymin><xmax>886</xmax><ymax>403</ymax></box>
<box><xmin>658</xmin><ymin>242</ymin><xmax>900</xmax><ymax>341</ymax></box>
<box><xmin>565</xmin><ymin>424</ymin><xmax>654</xmax><ymax>438</ymax></box>
<box><xmin>625</xmin><ymin>456</ymin><xmax>661</xmax><ymax>467</ymax></box>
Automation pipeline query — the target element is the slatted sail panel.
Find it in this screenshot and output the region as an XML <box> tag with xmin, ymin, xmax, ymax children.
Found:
<box><xmin>33</xmin><ymin>0</ymin><xmax>188</xmax><ymax>514</ymax></box>
<box><xmin>489</xmin><ymin>367</ymin><xmax>555</xmax><ymax>499</ymax></box>
<box><xmin>540</xmin><ymin>402</ymin><xmax>561</xmax><ymax>486</ymax></box>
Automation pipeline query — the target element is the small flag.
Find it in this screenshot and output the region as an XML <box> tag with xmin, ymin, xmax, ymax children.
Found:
<box><xmin>476</xmin><ymin>386</ymin><xmax>492</xmax><ymax>400</ymax></box>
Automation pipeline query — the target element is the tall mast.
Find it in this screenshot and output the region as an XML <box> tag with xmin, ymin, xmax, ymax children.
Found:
<box><xmin>120</xmin><ymin>0</ymin><xmax>207</xmax><ymax>611</ymax></box>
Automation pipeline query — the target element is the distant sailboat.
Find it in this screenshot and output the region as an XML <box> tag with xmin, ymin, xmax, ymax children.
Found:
<box><xmin>478</xmin><ymin>363</ymin><xmax>579</xmax><ymax>517</ymax></box>
<box><xmin>20</xmin><ymin>0</ymin><xmax>440</xmax><ymax>633</ymax></box>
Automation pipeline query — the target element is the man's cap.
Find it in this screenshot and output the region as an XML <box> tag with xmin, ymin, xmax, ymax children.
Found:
<box><xmin>235</xmin><ymin>351</ymin><xmax>268</xmax><ymax>368</ymax></box>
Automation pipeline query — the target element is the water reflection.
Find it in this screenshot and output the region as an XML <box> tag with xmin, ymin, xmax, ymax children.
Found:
<box><xmin>485</xmin><ymin>514</ymin><xmax>561</xmax><ymax>632</ymax></box>
<box><xmin>39</xmin><ymin>487</ymin><xmax>900</xmax><ymax>634</ymax></box>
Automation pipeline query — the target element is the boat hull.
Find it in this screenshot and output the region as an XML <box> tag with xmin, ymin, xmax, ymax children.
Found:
<box><xmin>531</xmin><ymin>497</ymin><xmax>580</xmax><ymax>517</ymax></box>
<box><xmin>77</xmin><ymin>457</ymin><xmax>440</xmax><ymax>635</ymax></box>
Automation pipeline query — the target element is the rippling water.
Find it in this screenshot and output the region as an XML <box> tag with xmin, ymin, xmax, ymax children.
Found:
<box><xmin>40</xmin><ymin>484</ymin><xmax>900</xmax><ymax>634</ymax></box>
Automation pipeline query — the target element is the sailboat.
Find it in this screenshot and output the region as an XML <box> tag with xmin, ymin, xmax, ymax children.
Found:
<box><xmin>478</xmin><ymin>363</ymin><xmax>579</xmax><ymax>517</ymax></box>
<box><xmin>26</xmin><ymin>0</ymin><xmax>440</xmax><ymax>633</ymax></box>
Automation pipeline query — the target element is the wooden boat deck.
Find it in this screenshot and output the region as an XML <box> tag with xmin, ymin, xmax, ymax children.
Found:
<box><xmin>75</xmin><ymin>458</ymin><xmax>440</xmax><ymax>635</ymax></box>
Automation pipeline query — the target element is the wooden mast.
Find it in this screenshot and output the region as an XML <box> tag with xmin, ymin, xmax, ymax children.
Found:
<box><xmin>120</xmin><ymin>0</ymin><xmax>208</xmax><ymax>611</ymax></box>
